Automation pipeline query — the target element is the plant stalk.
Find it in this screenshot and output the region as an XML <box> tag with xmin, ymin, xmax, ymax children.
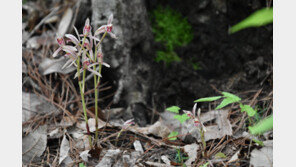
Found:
<box><xmin>200</xmin><ymin>128</ymin><xmax>206</xmax><ymax>157</ymax></box>
<box><xmin>79</xmin><ymin>69</ymin><xmax>93</xmax><ymax>148</ymax></box>
<box><xmin>77</xmin><ymin>36</ymin><xmax>93</xmax><ymax>148</ymax></box>
<box><xmin>93</xmin><ymin>31</ymin><xmax>108</xmax><ymax>143</ymax></box>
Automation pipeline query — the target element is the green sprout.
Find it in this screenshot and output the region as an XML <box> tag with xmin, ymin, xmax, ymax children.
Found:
<box><xmin>79</xmin><ymin>162</ymin><xmax>86</xmax><ymax>167</ymax></box>
<box><xmin>168</xmin><ymin>131</ymin><xmax>179</xmax><ymax>141</ymax></box>
<box><xmin>194</xmin><ymin>91</ymin><xmax>273</xmax><ymax>134</ymax></box>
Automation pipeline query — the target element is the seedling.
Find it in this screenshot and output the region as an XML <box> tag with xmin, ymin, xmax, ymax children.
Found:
<box><xmin>166</xmin><ymin>132</ymin><xmax>189</xmax><ymax>166</ymax></box>
<box><xmin>195</xmin><ymin>92</ymin><xmax>256</xmax><ymax>117</ymax></box>
<box><xmin>194</xmin><ymin>91</ymin><xmax>273</xmax><ymax>135</ymax></box>
<box><xmin>115</xmin><ymin>119</ymin><xmax>135</xmax><ymax>146</ymax></box>
<box><xmin>174</xmin><ymin>147</ymin><xmax>189</xmax><ymax>165</ymax></box>
<box><xmin>52</xmin><ymin>14</ymin><xmax>117</xmax><ymax>148</ymax></box>
<box><xmin>168</xmin><ymin>131</ymin><xmax>179</xmax><ymax>141</ymax></box>
<box><xmin>199</xmin><ymin>162</ymin><xmax>209</xmax><ymax>167</ymax></box>
<box><xmin>166</xmin><ymin>104</ymin><xmax>207</xmax><ymax>156</ymax></box>
<box><xmin>117</xmin><ymin>119</ymin><xmax>135</xmax><ymax>138</ymax></box>
<box><xmin>79</xmin><ymin>163</ymin><xmax>86</xmax><ymax>167</ymax></box>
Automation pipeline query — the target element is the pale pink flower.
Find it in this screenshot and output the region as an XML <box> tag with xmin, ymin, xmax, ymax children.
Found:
<box><xmin>183</xmin><ymin>103</ymin><xmax>206</xmax><ymax>131</ymax></box>
<box><xmin>80</xmin><ymin>19</ymin><xmax>101</xmax><ymax>42</ymax></box>
<box><xmin>83</xmin><ymin>18</ymin><xmax>91</xmax><ymax>36</ymax></box>
<box><xmin>83</xmin><ymin>38</ymin><xmax>93</xmax><ymax>51</ymax></box>
<box><xmin>65</xmin><ymin>34</ymin><xmax>79</xmax><ymax>46</ymax></box>
<box><xmin>96</xmin><ymin>46</ymin><xmax>110</xmax><ymax>67</ymax></box>
<box><xmin>74</xmin><ymin>51</ymin><xmax>109</xmax><ymax>79</ymax></box>
<box><xmin>62</xmin><ymin>52</ymin><xmax>78</xmax><ymax>69</ymax></box>
<box><xmin>53</xmin><ymin>35</ymin><xmax>77</xmax><ymax>58</ymax></box>
<box><xmin>94</xmin><ymin>14</ymin><xmax>117</xmax><ymax>38</ymax></box>
<box><xmin>122</xmin><ymin>119</ymin><xmax>135</xmax><ymax>130</ymax></box>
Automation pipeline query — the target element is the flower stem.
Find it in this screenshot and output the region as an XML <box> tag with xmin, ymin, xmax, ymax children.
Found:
<box><xmin>77</xmin><ymin>36</ymin><xmax>92</xmax><ymax>148</ymax></box>
<box><xmin>93</xmin><ymin>69</ymin><xmax>99</xmax><ymax>142</ymax></box>
<box><xmin>96</xmin><ymin>31</ymin><xmax>108</xmax><ymax>48</ymax></box>
<box><xmin>200</xmin><ymin>128</ymin><xmax>206</xmax><ymax>157</ymax></box>
<box><xmin>79</xmin><ymin>69</ymin><xmax>93</xmax><ymax>148</ymax></box>
<box><xmin>93</xmin><ymin>31</ymin><xmax>108</xmax><ymax>144</ymax></box>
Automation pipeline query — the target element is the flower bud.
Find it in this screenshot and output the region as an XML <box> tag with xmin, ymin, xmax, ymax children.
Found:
<box><xmin>83</xmin><ymin>60</ymin><xmax>90</xmax><ymax>69</ymax></box>
<box><xmin>83</xmin><ymin>18</ymin><xmax>91</xmax><ymax>36</ymax></box>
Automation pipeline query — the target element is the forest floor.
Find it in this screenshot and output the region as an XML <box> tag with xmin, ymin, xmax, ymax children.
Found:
<box><xmin>22</xmin><ymin>0</ymin><xmax>272</xmax><ymax>166</ymax></box>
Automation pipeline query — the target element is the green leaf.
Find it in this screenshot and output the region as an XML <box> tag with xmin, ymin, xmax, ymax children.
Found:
<box><xmin>215</xmin><ymin>92</ymin><xmax>241</xmax><ymax>109</ymax></box>
<box><xmin>252</xmin><ymin>139</ymin><xmax>264</xmax><ymax>146</ymax></box>
<box><xmin>174</xmin><ymin>114</ymin><xmax>190</xmax><ymax>124</ymax></box>
<box><xmin>221</xmin><ymin>92</ymin><xmax>241</xmax><ymax>102</ymax></box>
<box><xmin>194</xmin><ymin>96</ymin><xmax>222</xmax><ymax>103</ymax></box>
<box><xmin>215</xmin><ymin>98</ymin><xmax>236</xmax><ymax>110</ymax></box>
<box><xmin>240</xmin><ymin>104</ymin><xmax>257</xmax><ymax>117</ymax></box>
<box><xmin>168</xmin><ymin>131</ymin><xmax>179</xmax><ymax>140</ymax></box>
<box><xmin>229</xmin><ymin>7</ymin><xmax>273</xmax><ymax>33</ymax></box>
<box><xmin>79</xmin><ymin>163</ymin><xmax>86</xmax><ymax>167</ymax></box>
<box><xmin>249</xmin><ymin>115</ymin><xmax>273</xmax><ymax>135</ymax></box>
<box><xmin>199</xmin><ymin>162</ymin><xmax>209</xmax><ymax>167</ymax></box>
<box><xmin>166</xmin><ymin>106</ymin><xmax>181</xmax><ymax>113</ymax></box>
<box><xmin>215</xmin><ymin>152</ymin><xmax>227</xmax><ymax>159</ymax></box>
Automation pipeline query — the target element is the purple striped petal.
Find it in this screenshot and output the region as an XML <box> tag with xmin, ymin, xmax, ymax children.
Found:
<box><xmin>62</xmin><ymin>45</ymin><xmax>77</xmax><ymax>53</ymax></box>
<box><xmin>65</xmin><ymin>34</ymin><xmax>79</xmax><ymax>45</ymax></box>
<box><xmin>192</xmin><ymin>103</ymin><xmax>197</xmax><ymax>117</ymax></box>
<box><xmin>73</xmin><ymin>26</ymin><xmax>81</xmax><ymax>41</ymax></box>
<box><xmin>87</xmin><ymin>68</ymin><xmax>102</xmax><ymax>77</ymax></box>
<box><xmin>102</xmin><ymin>62</ymin><xmax>110</xmax><ymax>68</ymax></box>
<box><xmin>108</xmin><ymin>14</ymin><xmax>113</xmax><ymax>25</ymax></box>
<box><xmin>95</xmin><ymin>25</ymin><xmax>107</xmax><ymax>36</ymax></box>
<box><xmin>52</xmin><ymin>47</ymin><xmax>62</xmax><ymax>57</ymax></box>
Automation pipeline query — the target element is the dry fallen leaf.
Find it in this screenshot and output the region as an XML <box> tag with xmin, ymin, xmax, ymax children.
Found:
<box><xmin>95</xmin><ymin>149</ymin><xmax>121</xmax><ymax>167</ymax></box>
<box><xmin>184</xmin><ymin>143</ymin><xmax>200</xmax><ymax>166</ymax></box>
<box><xmin>113</xmin><ymin>151</ymin><xmax>141</xmax><ymax>167</ymax></box>
<box><xmin>39</xmin><ymin>57</ymin><xmax>76</xmax><ymax>75</ymax></box>
<box><xmin>228</xmin><ymin>150</ymin><xmax>240</xmax><ymax>163</ymax></box>
<box><xmin>131</xmin><ymin>120</ymin><xmax>171</xmax><ymax>139</ymax></box>
<box><xmin>80</xmin><ymin>150</ymin><xmax>90</xmax><ymax>162</ymax></box>
<box><xmin>161</xmin><ymin>155</ymin><xmax>171</xmax><ymax>166</ymax></box>
<box><xmin>22</xmin><ymin>92</ymin><xmax>59</xmax><ymax>123</ymax></box>
<box><xmin>160</xmin><ymin>109</ymin><xmax>232</xmax><ymax>142</ymax></box>
<box><xmin>59</xmin><ymin>135</ymin><xmax>73</xmax><ymax>165</ymax></box>
<box><xmin>133</xmin><ymin>140</ymin><xmax>144</xmax><ymax>154</ymax></box>
<box><xmin>250</xmin><ymin>140</ymin><xmax>273</xmax><ymax>167</ymax></box>
<box><xmin>22</xmin><ymin>125</ymin><xmax>47</xmax><ymax>164</ymax></box>
<box><xmin>200</xmin><ymin>109</ymin><xmax>233</xmax><ymax>141</ymax></box>
<box><xmin>26</xmin><ymin>31</ymin><xmax>55</xmax><ymax>49</ymax></box>
<box><xmin>57</xmin><ymin>8</ymin><xmax>73</xmax><ymax>36</ymax></box>
<box><xmin>77</xmin><ymin>118</ymin><xmax>106</xmax><ymax>133</ymax></box>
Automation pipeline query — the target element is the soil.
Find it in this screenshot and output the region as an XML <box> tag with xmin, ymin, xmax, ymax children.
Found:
<box><xmin>144</xmin><ymin>0</ymin><xmax>273</xmax><ymax>111</ymax></box>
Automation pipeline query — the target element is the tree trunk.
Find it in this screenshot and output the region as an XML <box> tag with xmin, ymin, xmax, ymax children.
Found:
<box><xmin>91</xmin><ymin>0</ymin><xmax>156</xmax><ymax>126</ymax></box>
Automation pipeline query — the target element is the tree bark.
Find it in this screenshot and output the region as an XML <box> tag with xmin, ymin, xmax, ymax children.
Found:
<box><xmin>91</xmin><ymin>0</ymin><xmax>156</xmax><ymax>126</ymax></box>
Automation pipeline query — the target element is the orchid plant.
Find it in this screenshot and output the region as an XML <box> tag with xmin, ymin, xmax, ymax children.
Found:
<box><xmin>118</xmin><ymin>119</ymin><xmax>135</xmax><ymax>138</ymax></box>
<box><xmin>115</xmin><ymin>119</ymin><xmax>135</xmax><ymax>146</ymax></box>
<box><xmin>166</xmin><ymin>103</ymin><xmax>207</xmax><ymax>156</ymax></box>
<box><xmin>52</xmin><ymin>14</ymin><xmax>116</xmax><ymax>148</ymax></box>
<box><xmin>183</xmin><ymin>103</ymin><xmax>207</xmax><ymax>156</ymax></box>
